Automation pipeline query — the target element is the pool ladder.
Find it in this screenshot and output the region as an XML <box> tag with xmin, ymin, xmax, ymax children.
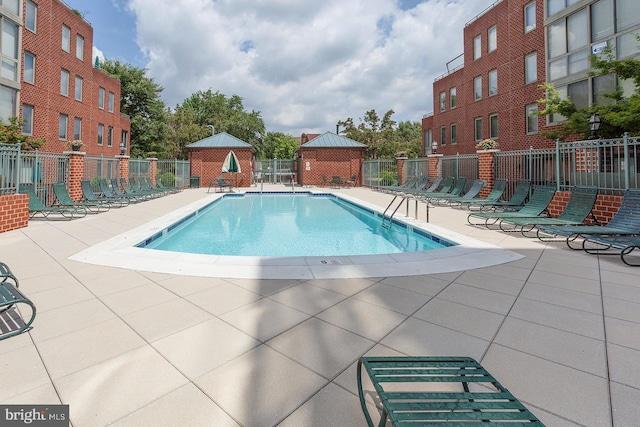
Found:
<box><xmin>381</xmin><ymin>194</ymin><xmax>426</xmax><ymax>229</ymax></box>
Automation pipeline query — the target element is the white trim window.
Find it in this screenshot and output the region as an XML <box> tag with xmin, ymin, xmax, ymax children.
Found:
<box><xmin>525</xmin><ymin>52</ymin><xmax>537</xmax><ymax>84</ymax></box>
<box><xmin>59</xmin><ymin>114</ymin><xmax>68</xmax><ymax>140</ymax></box>
<box><xmin>97</xmin><ymin>123</ymin><xmax>104</xmax><ymax>145</ymax></box>
<box><xmin>26</xmin><ymin>1</ymin><xmax>37</xmax><ymax>33</ymax></box>
<box><xmin>98</xmin><ymin>87</ymin><xmax>105</xmax><ymax>109</ymax></box>
<box><xmin>474</xmin><ymin>117</ymin><xmax>483</xmax><ymax>141</ymax></box>
<box><xmin>489</xmin><ymin>114</ymin><xmax>499</xmax><ymax>139</ymax></box>
<box><xmin>73</xmin><ymin>117</ymin><xmax>82</xmax><ymax>141</ymax></box>
<box><xmin>108</xmin><ymin>92</ymin><xmax>114</xmax><ymax>112</ymax></box>
<box><xmin>22</xmin><ymin>104</ymin><xmax>34</xmax><ymax>135</ymax></box>
<box><xmin>75</xmin><ymin>76</ymin><xmax>83</xmax><ymax>101</ymax></box>
<box><xmin>24</xmin><ymin>52</ymin><xmax>35</xmax><ymax>84</ymax></box>
<box><xmin>76</xmin><ymin>35</ymin><xmax>84</xmax><ymax>60</ymax></box>
<box><xmin>62</xmin><ymin>25</ymin><xmax>70</xmax><ymax>52</ymax></box>
<box><xmin>439</xmin><ymin>91</ymin><xmax>446</xmax><ymax>112</ymax></box>
<box><xmin>450</xmin><ymin>87</ymin><xmax>457</xmax><ymax>109</ymax></box>
<box><xmin>526</xmin><ymin>104</ymin><xmax>538</xmax><ymax>134</ymax></box>
<box><xmin>474</xmin><ymin>76</ymin><xmax>482</xmax><ymax>100</ymax></box>
<box><xmin>488</xmin><ymin>26</ymin><xmax>497</xmax><ymax>53</ymax></box>
<box><xmin>488</xmin><ymin>69</ymin><xmax>498</xmax><ymax>96</ymax></box>
<box><xmin>60</xmin><ymin>69</ymin><xmax>69</xmax><ymax>96</ymax></box>
<box><xmin>473</xmin><ymin>35</ymin><xmax>481</xmax><ymax>60</ymax></box>
<box><xmin>524</xmin><ymin>2</ymin><xmax>536</xmax><ymax>33</ymax></box>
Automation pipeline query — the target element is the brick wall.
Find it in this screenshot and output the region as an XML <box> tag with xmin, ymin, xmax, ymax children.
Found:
<box><xmin>20</xmin><ymin>0</ymin><xmax>130</xmax><ymax>155</ymax></box>
<box><xmin>298</xmin><ymin>148</ymin><xmax>364</xmax><ymax>186</ymax></box>
<box><xmin>0</xmin><ymin>195</ymin><xmax>29</xmax><ymax>232</ymax></box>
<box><xmin>425</xmin><ymin>0</ymin><xmax>550</xmax><ymax>156</ymax></box>
<box><xmin>188</xmin><ymin>148</ymin><xmax>253</xmax><ymax>188</ymax></box>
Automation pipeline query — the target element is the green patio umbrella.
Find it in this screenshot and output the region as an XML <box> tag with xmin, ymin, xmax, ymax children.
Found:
<box><xmin>222</xmin><ymin>150</ymin><xmax>241</xmax><ymax>187</ymax></box>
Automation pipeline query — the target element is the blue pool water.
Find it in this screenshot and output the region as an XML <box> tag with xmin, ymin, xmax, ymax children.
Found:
<box><xmin>138</xmin><ymin>193</ymin><xmax>455</xmax><ymax>257</ymax></box>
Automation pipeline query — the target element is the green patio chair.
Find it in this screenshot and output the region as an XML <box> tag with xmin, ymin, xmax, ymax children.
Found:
<box><xmin>81</xmin><ymin>180</ymin><xmax>129</xmax><ymax>207</ymax></box>
<box><xmin>378</xmin><ymin>177</ymin><xmax>414</xmax><ymax>193</ymax></box>
<box><xmin>498</xmin><ymin>186</ymin><xmax>599</xmax><ymax>237</ymax></box>
<box><xmin>0</xmin><ymin>262</ymin><xmax>36</xmax><ymax>340</ymax></box>
<box><xmin>18</xmin><ymin>184</ymin><xmax>87</xmax><ymax>220</ymax></box>
<box><xmin>52</xmin><ymin>182</ymin><xmax>110</xmax><ymax>213</ymax></box>
<box><xmin>433</xmin><ymin>179</ymin><xmax>486</xmax><ymax>206</ymax></box>
<box><xmin>139</xmin><ymin>177</ymin><xmax>167</xmax><ymax>196</ymax></box>
<box><xmin>472</xmin><ymin>179</ymin><xmax>531</xmax><ymax>212</ymax></box>
<box><xmin>580</xmin><ymin>234</ymin><xmax>640</xmax><ymax>266</ymax></box>
<box><xmin>467</xmin><ymin>185</ymin><xmax>556</xmax><ymax>227</ymax></box>
<box><xmin>455</xmin><ymin>179</ymin><xmax>508</xmax><ymax>210</ymax></box>
<box><xmin>413</xmin><ymin>176</ymin><xmax>455</xmax><ymax>199</ymax></box>
<box><xmin>538</xmin><ymin>188</ymin><xmax>640</xmax><ymax>246</ymax></box>
<box><xmin>107</xmin><ymin>179</ymin><xmax>144</xmax><ymax>203</ymax></box>
<box><xmin>121</xmin><ymin>178</ymin><xmax>155</xmax><ymax>199</ymax></box>
<box><xmin>423</xmin><ymin>177</ymin><xmax>467</xmax><ymax>202</ymax></box>
<box><xmin>357</xmin><ymin>356</ymin><xmax>544</xmax><ymax>426</ymax></box>
<box><xmin>394</xmin><ymin>176</ymin><xmax>431</xmax><ymax>195</ymax></box>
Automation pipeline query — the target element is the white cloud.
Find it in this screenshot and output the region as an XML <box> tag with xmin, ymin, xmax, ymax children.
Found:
<box><xmin>127</xmin><ymin>0</ymin><xmax>496</xmax><ymax>135</ymax></box>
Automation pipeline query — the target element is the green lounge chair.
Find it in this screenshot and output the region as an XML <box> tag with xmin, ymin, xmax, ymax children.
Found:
<box><xmin>378</xmin><ymin>177</ymin><xmax>415</xmax><ymax>193</ymax></box>
<box><xmin>467</xmin><ymin>185</ymin><xmax>556</xmax><ymax>227</ymax></box>
<box><xmin>81</xmin><ymin>179</ymin><xmax>129</xmax><ymax>207</ymax></box>
<box><xmin>433</xmin><ymin>179</ymin><xmax>486</xmax><ymax>206</ymax></box>
<box><xmin>357</xmin><ymin>356</ymin><xmax>543</xmax><ymax>426</ymax></box>
<box><xmin>538</xmin><ymin>188</ymin><xmax>640</xmax><ymax>246</ymax></box>
<box><xmin>121</xmin><ymin>178</ymin><xmax>154</xmax><ymax>200</ymax></box>
<box><xmin>129</xmin><ymin>177</ymin><xmax>159</xmax><ymax>198</ymax></box>
<box><xmin>472</xmin><ymin>179</ymin><xmax>531</xmax><ymax>212</ymax></box>
<box><xmin>456</xmin><ymin>179</ymin><xmax>508</xmax><ymax>210</ymax></box>
<box><xmin>0</xmin><ymin>261</ymin><xmax>36</xmax><ymax>340</ymax></box>
<box><xmin>107</xmin><ymin>179</ymin><xmax>144</xmax><ymax>203</ymax></box>
<box><xmin>414</xmin><ymin>176</ymin><xmax>455</xmax><ymax>199</ymax></box>
<box><xmin>498</xmin><ymin>186</ymin><xmax>599</xmax><ymax>237</ymax></box>
<box><xmin>52</xmin><ymin>182</ymin><xmax>110</xmax><ymax>213</ymax></box>
<box><xmin>139</xmin><ymin>177</ymin><xmax>167</xmax><ymax>196</ymax></box>
<box><xmin>395</xmin><ymin>176</ymin><xmax>431</xmax><ymax>195</ymax></box>
<box><xmin>580</xmin><ymin>234</ymin><xmax>640</xmax><ymax>266</ymax></box>
<box><xmin>18</xmin><ymin>184</ymin><xmax>87</xmax><ymax>220</ymax></box>
<box><xmin>424</xmin><ymin>177</ymin><xmax>467</xmax><ymax>202</ymax></box>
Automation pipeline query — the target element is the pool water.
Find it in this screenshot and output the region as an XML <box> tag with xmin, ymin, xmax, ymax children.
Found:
<box><xmin>139</xmin><ymin>193</ymin><xmax>454</xmax><ymax>257</ymax></box>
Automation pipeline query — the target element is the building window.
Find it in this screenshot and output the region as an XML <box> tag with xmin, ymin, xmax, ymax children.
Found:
<box><xmin>97</xmin><ymin>124</ymin><xmax>104</xmax><ymax>145</ymax></box>
<box><xmin>121</xmin><ymin>130</ymin><xmax>129</xmax><ymax>152</ymax></box>
<box><xmin>593</xmin><ymin>73</ymin><xmax>617</xmax><ymax>105</ymax></box>
<box><xmin>488</xmin><ymin>26</ymin><xmax>497</xmax><ymax>53</ymax></box>
<box><xmin>26</xmin><ymin>1</ymin><xmax>37</xmax><ymax>32</ymax></box>
<box><xmin>75</xmin><ymin>76</ymin><xmax>83</xmax><ymax>101</ymax></box>
<box><xmin>76</xmin><ymin>35</ymin><xmax>84</xmax><ymax>61</ymax></box>
<box><xmin>450</xmin><ymin>87</ymin><xmax>457</xmax><ymax>109</ymax></box>
<box><xmin>107</xmin><ymin>126</ymin><xmax>113</xmax><ymax>147</ymax></box>
<box><xmin>24</xmin><ymin>52</ymin><xmax>35</xmax><ymax>84</ymax></box>
<box><xmin>451</xmin><ymin>123</ymin><xmax>457</xmax><ymax>145</ymax></box>
<box><xmin>73</xmin><ymin>117</ymin><xmax>82</xmax><ymax>141</ymax></box>
<box><xmin>59</xmin><ymin>114</ymin><xmax>68</xmax><ymax>140</ymax></box>
<box><xmin>1</xmin><ymin>0</ymin><xmax>20</xmax><ymax>15</ymax></box>
<box><xmin>488</xmin><ymin>69</ymin><xmax>498</xmax><ymax>96</ymax></box>
<box><xmin>547</xmin><ymin>20</ymin><xmax>566</xmax><ymax>59</ymax></box>
<box><xmin>617</xmin><ymin>0</ymin><xmax>640</xmax><ymax>32</ymax></box>
<box><xmin>473</xmin><ymin>35</ymin><xmax>481</xmax><ymax>60</ymax></box>
<box><xmin>548</xmin><ymin>85</ymin><xmax>568</xmax><ymax>124</ymax></box>
<box><xmin>568</xmin><ymin>79</ymin><xmax>588</xmax><ymax>109</ymax></box>
<box><xmin>474</xmin><ymin>117</ymin><xmax>483</xmax><ymax>141</ymax></box>
<box><xmin>526</xmin><ymin>104</ymin><xmax>538</xmax><ymax>134</ymax></box>
<box><xmin>524</xmin><ymin>2</ymin><xmax>536</xmax><ymax>33</ymax></box>
<box><xmin>22</xmin><ymin>104</ymin><xmax>34</xmax><ymax>135</ymax></box>
<box><xmin>439</xmin><ymin>91</ymin><xmax>446</xmax><ymax>112</ymax></box>
<box><xmin>547</xmin><ymin>0</ymin><xmax>566</xmax><ymax>17</ymax></box>
<box><xmin>0</xmin><ymin>85</ymin><xmax>17</xmax><ymax>121</ymax></box>
<box><xmin>440</xmin><ymin>126</ymin><xmax>446</xmax><ymax>146</ymax></box>
<box><xmin>525</xmin><ymin>53</ymin><xmax>537</xmax><ymax>83</ymax></box>
<box><xmin>60</xmin><ymin>69</ymin><xmax>69</xmax><ymax>96</ymax></box>
<box><xmin>62</xmin><ymin>25</ymin><xmax>70</xmax><ymax>52</ymax></box>
<box><xmin>618</xmin><ymin>32</ymin><xmax>640</xmax><ymax>59</ymax></box>
<box><xmin>474</xmin><ymin>76</ymin><xmax>482</xmax><ymax>100</ymax></box>
<box><xmin>592</xmin><ymin>0</ymin><xmax>613</xmax><ymax>42</ymax></box>
<box><xmin>567</xmin><ymin>9</ymin><xmax>588</xmax><ymax>52</ymax></box>
<box><xmin>108</xmin><ymin>92</ymin><xmax>114</xmax><ymax>112</ymax></box>
<box><xmin>98</xmin><ymin>87</ymin><xmax>105</xmax><ymax>109</ymax></box>
<box><xmin>1</xmin><ymin>18</ymin><xmax>19</xmax><ymax>81</ymax></box>
<box><xmin>489</xmin><ymin>114</ymin><xmax>499</xmax><ymax>139</ymax></box>
<box><xmin>423</xmin><ymin>129</ymin><xmax>432</xmax><ymax>154</ymax></box>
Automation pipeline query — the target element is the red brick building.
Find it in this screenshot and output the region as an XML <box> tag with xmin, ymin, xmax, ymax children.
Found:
<box><xmin>422</xmin><ymin>0</ymin><xmax>548</xmax><ymax>155</ymax></box>
<box><xmin>16</xmin><ymin>0</ymin><xmax>130</xmax><ymax>155</ymax></box>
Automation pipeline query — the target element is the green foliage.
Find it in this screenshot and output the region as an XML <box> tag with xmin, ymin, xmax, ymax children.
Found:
<box><xmin>158</xmin><ymin>172</ymin><xmax>175</xmax><ymax>186</ymax></box>
<box><xmin>180</xmin><ymin>89</ymin><xmax>265</xmax><ymax>148</ymax></box>
<box><xmin>379</xmin><ymin>171</ymin><xmax>398</xmax><ymax>186</ymax></box>
<box><xmin>258</xmin><ymin>132</ymin><xmax>300</xmax><ymax>159</ymax></box>
<box><xmin>90</xmin><ymin>176</ymin><xmax>102</xmax><ymax>189</ymax></box>
<box><xmin>0</xmin><ymin>117</ymin><xmax>45</xmax><ymax>150</ymax></box>
<box><xmin>100</xmin><ymin>59</ymin><xmax>171</xmax><ymax>158</ymax></box>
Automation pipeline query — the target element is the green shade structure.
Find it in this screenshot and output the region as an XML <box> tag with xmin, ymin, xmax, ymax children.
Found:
<box><xmin>222</xmin><ymin>150</ymin><xmax>241</xmax><ymax>188</ymax></box>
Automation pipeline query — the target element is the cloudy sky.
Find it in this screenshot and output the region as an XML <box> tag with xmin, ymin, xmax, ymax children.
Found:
<box><xmin>64</xmin><ymin>0</ymin><xmax>496</xmax><ymax>135</ymax></box>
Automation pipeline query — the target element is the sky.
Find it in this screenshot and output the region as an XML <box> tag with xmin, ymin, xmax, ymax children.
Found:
<box><xmin>63</xmin><ymin>0</ymin><xmax>497</xmax><ymax>136</ymax></box>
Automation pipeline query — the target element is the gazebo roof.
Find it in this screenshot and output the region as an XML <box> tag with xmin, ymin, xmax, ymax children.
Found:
<box><xmin>298</xmin><ymin>132</ymin><xmax>366</xmax><ymax>149</ymax></box>
<box><xmin>186</xmin><ymin>132</ymin><xmax>252</xmax><ymax>149</ymax></box>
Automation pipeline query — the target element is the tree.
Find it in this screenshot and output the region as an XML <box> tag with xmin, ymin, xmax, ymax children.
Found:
<box><xmin>100</xmin><ymin>60</ymin><xmax>171</xmax><ymax>157</ymax></box>
<box><xmin>180</xmin><ymin>89</ymin><xmax>265</xmax><ymax>147</ymax></box>
<box><xmin>166</xmin><ymin>106</ymin><xmax>204</xmax><ymax>159</ymax></box>
<box><xmin>337</xmin><ymin>109</ymin><xmax>396</xmax><ymax>158</ymax></box>
<box><xmin>0</xmin><ymin>117</ymin><xmax>45</xmax><ymax>150</ymax></box>
<box><xmin>259</xmin><ymin>132</ymin><xmax>300</xmax><ymax>159</ymax></box>
<box><xmin>538</xmin><ymin>43</ymin><xmax>640</xmax><ymax>140</ymax></box>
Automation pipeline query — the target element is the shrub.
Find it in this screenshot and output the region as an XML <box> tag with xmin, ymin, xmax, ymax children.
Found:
<box><xmin>380</xmin><ymin>171</ymin><xmax>398</xmax><ymax>186</ymax></box>
<box><xmin>158</xmin><ymin>172</ymin><xmax>175</xmax><ymax>186</ymax></box>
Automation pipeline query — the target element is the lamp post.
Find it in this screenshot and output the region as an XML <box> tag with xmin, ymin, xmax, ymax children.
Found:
<box><xmin>588</xmin><ymin>113</ymin><xmax>601</xmax><ymax>140</ymax></box>
<box><xmin>431</xmin><ymin>140</ymin><xmax>439</xmax><ymax>154</ymax></box>
<box><xmin>119</xmin><ymin>141</ymin><xmax>125</xmax><ymax>156</ymax></box>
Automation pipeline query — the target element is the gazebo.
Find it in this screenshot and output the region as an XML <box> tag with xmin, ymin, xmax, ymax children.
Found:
<box><xmin>296</xmin><ymin>132</ymin><xmax>367</xmax><ymax>187</ymax></box>
<box><xmin>186</xmin><ymin>131</ymin><xmax>254</xmax><ymax>188</ymax></box>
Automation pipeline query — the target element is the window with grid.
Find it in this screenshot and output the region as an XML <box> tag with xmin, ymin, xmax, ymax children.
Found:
<box><xmin>488</xmin><ymin>26</ymin><xmax>497</xmax><ymax>52</ymax></box>
<box><xmin>22</xmin><ymin>104</ymin><xmax>34</xmax><ymax>135</ymax></box>
<box><xmin>526</xmin><ymin>104</ymin><xmax>538</xmax><ymax>134</ymax></box>
<box><xmin>1</xmin><ymin>17</ymin><xmax>19</xmax><ymax>82</ymax></box>
<box><xmin>488</xmin><ymin>69</ymin><xmax>498</xmax><ymax>96</ymax></box>
<box><xmin>59</xmin><ymin>114</ymin><xmax>68</xmax><ymax>140</ymax></box>
<box><xmin>0</xmin><ymin>85</ymin><xmax>17</xmax><ymax>121</ymax></box>
<box><xmin>0</xmin><ymin>0</ymin><xmax>19</xmax><ymax>16</ymax></box>
<box><xmin>60</xmin><ymin>69</ymin><xmax>69</xmax><ymax>96</ymax></box>
<box><xmin>62</xmin><ymin>25</ymin><xmax>70</xmax><ymax>52</ymax></box>
<box><xmin>489</xmin><ymin>114</ymin><xmax>499</xmax><ymax>139</ymax></box>
<box><xmin>524</xmin><ymin>2</ymin><xmax>536</xmax><ymax>33</ymax></box>
<box><xmin>97</xmin><ymin>123</ymin><xmax>104</xmax><ymax>145</ymax></box>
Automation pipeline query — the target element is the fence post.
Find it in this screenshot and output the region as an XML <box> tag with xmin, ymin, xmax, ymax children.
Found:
<box><xmin>623</xmin><ymin>132</ymin><xmax>630</xmax><ymax>190</ymax></box>
<box><xmin>15</xmin><ymin>143</ymin><xmax>21</xmax><ymax>192</ymax></box>
<box><xmin>396</xmin><ymin>156</ymin><xmax>407</xmax><ymax>184</ymax></box>
<box><xmin>117</xmin><ymin>154</ymin><xmax>130</xmax><ymax>181</ymax></box>
<box><xmin>477</xmin><ymin>148</ymin><xmax>499</xmax><ymax>197</ymax></box>
<box><xmin>555</xmin><ymin>139</ymin><xmax>561</xmax><ymax>191</ymax></box>
<box><xmin>148</xmin><ymin>155</ymin><xmax>158</xmax><ymax>184</ymax></box>
<box><xmin>427</xmin><ymin>154</ymin><xmax>441</xmax><ymax>180</ymax></box>
<box><xmin>66</xmin><ymin>151</ymin><xmax>86</xmax><ymax>201</ymax></box>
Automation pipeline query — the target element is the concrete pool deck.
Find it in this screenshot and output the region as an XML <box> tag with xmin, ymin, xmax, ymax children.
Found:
<box><xmin>1</xmin><ymin>184</ymin><xmax>639</xmax><ymax>426</ymax></box>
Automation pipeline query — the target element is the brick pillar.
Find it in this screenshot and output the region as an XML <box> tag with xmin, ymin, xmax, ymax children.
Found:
<box><xmin>427</xmin><ymin>154</ymin><xmax>442</xmax><ymax>180</ymax></box>
<box><xmin>396</xmin><ymin>156</ymin><xmax>407</xmax><ymax>184</ymax></box>
<box><xmin>66</xmin><ymin>151</ymin><xmax>85</xmax><ymax>201</ymax></box>
<box><xmin>477</xmin><ymin>149</ymin><xmax>499</xmax><ymax>198</ymax></box>
<box><xmin>148</xmin><ymin>157</ymin><xmax>158</xmax><ymax>184</ymax></box>
<box><xmin>118</xmin><ymin>155</ymin><xmax>130</xmax><ymax>180</ymax></box>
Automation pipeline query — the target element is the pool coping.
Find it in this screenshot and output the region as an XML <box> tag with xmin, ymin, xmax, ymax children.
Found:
<box><xmin>69</xmin><ymin>190</ymin><xmax>524</xmax><ymax>279</ymax></box>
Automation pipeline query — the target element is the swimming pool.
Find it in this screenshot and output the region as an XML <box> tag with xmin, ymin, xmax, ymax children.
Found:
<box><xmin>138</xmin><ymin>192</ymin><xmax>454</xmax><ymax>257</ymax></box>
<box><xmin>70</xmin><ymin>189</ymin><xmax>523</xmax><ymax>279</ymax></box>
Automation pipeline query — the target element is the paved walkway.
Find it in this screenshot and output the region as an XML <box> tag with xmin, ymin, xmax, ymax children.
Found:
<box><xmin>1</xmin><ymin>185</ymin><xmax>638</xmax><ymax>426</ymax></box>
